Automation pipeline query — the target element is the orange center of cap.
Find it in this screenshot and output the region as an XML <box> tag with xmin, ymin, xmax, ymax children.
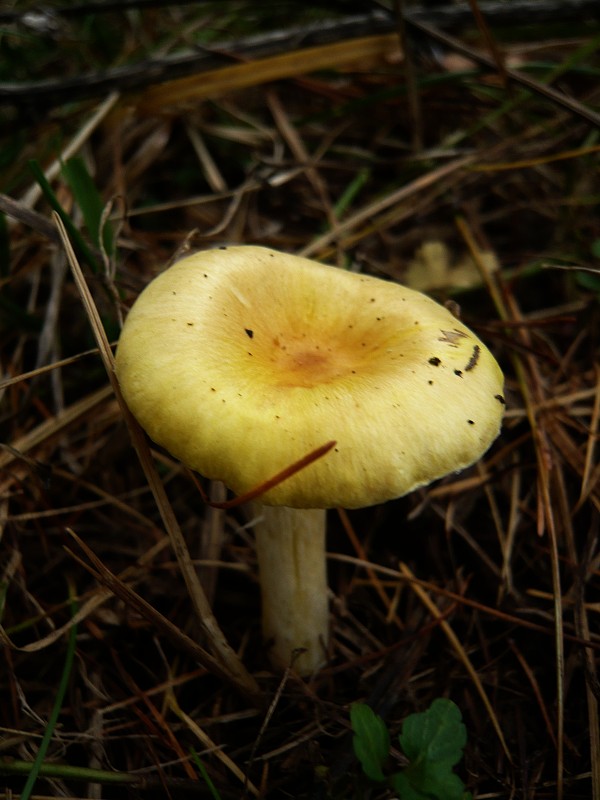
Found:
<box><xmin>261</xmin><ymin>330</ymin><xmax>381</xmax><ymax>389</ymax></box>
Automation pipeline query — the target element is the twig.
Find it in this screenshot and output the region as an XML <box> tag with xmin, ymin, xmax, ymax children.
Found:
<box><xmin>407</xmin><ymin>17</ymin><xmax>600</xmax><ymax>128</ymax></box>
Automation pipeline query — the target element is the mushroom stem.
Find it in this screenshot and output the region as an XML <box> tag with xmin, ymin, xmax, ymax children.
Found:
<box><xmin>254</xmin><ymin>506</ymin><xmax>329</xmax><ymax>674</ymax></box>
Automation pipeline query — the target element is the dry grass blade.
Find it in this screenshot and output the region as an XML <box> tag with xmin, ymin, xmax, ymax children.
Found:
<box><xmin>408</xmin><ymin>17</ymin><xmax>600</xmax><ymax>127</ymax></box>
<box><xmin>137</xmin><ymin>34</ymin><xmax>400</xmax><ymax>113</ymax></box>
<box><xmin>337</xmin><ymin>508</ymin><xmax>402</xmax><ymax>629</ymax></box>
<box><xmin>576</xmin><ymin>595</ymin><xmax>600</xmax><ymax>800</ymax></box>
<box><xmin>167</xmin><ymin>691</ymin><xmax>260</xmax><ymax>797</ymax></box>
<box><xmin>53</xmin><ymin>212</ymin><xmax>261</xmax><ymax>704</ymax></box>
<box><xmin>509</xmin><ymin>640</ymin><xmax>558</xmax><ymax>749</ymax></box>
<box><xmin>461</xmin><ymin>215</ymin><xmax>568</xmax><ymax>796</ymax></box>
<box><xmin>63</xmin><ymin>529</ymin><xmax>228</xmax><ymax>679</ymax></box>
<box><xmin>392</xmin><ymin>0</ymin><xmax>423</xmax><ymax>151</ymax></box>
<box><xmin>0</xmin><ymin>385</ymin><xmax>113</xmax><ymax>475</ymax></box>
<box><xmin>0</xmin><ymin>586</ymin><xmax>110</xmax><ymax>654</ymax></box>
<box><xmin>466</xmin><ymin>0</ymin><xmax>508</xmax><ymax>87</ymax></box>
<box><xmin>267</xmin><ymin>90</ymin><xmax>339</xmax><ymax>237</ymax></box>
<box><xmin>300</xmin><ymin>155</ymin><xmax>474</xmax><ymax>258</ymax></box>
<box><xmin>579</xmin><ymin>363</ymin><xmax>600</xmax><ymax>508</ymax></box>
<box><xmin>0</xmin><ymin>348</ymin><xmax>101</xmax><ymax>390</ymax></box>
<box><xmin>0</xmin><ymin>193</ymin><xmax>60</xmax><ymax>241</ymax></box>
<box><xmin>504</xmin><ymin>293</ymin><xmax>566</xmax><ymax>800</ymax></box>
<box><xmin>398</xmin><ymin>562</ymin><xmax>511</xmax><ymax>760</ymax></box>
<box><xmin>330</xmin><ymin>552</ymin><xmax>600</xmax><ymax>648</ymax></box>
<box><xmin>471</xmin><ymin>143</ymin><xmax>600</xmax><ymax>171</ymax></box>
<box><xmin>16</xmin><ymin>91</ymin><xmax>119</xmax><ymax>215</ymax></box>
<box><xmin>0</xmin><ymin>534</ymin><xmax>170</xmax><ymax>654</ymax></box>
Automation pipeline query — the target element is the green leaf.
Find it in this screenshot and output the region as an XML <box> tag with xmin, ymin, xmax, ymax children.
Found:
<box><xmin>350</xmin><ymin>703</ymin><xmax>390</xmax><ymax>782</ymax></box>
<box><xmin>401</xmin><ymin>698</ymin><xmax>466</xmax><ymax>766</ymax></box>
<box><xmin>391</xmin><ymin>765</ymin><xmax>469</xmax><ymax>800</ymax></box>
<box><xmin>576</xmin><ymin>269</ymin><xmax>600</xmax><ymax>292</ymax></box>
<box><xmin>391</xmin><ymin>699</ymin><xmax>470</xmax><ymax>800</ymax></box>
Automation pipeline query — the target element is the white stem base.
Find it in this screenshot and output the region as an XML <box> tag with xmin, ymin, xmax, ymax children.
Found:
<box><xmin>254</xmin><ymin>506</ymin><xmax>329</xmax><ymax>675</ymax></box>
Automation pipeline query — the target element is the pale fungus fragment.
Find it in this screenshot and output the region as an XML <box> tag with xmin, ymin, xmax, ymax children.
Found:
<box><xmin>115</xmin><ymin>246</ymin><xmax>505</xmax><ymax>674</ymax></box>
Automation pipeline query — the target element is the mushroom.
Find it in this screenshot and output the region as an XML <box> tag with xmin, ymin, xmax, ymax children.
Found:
<box><xmin>115</xmin><ymin>246</ymin><xmax>505</xmax><ymax>674</ymax></box>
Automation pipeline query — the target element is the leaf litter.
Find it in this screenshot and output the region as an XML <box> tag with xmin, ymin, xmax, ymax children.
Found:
<box><xmin>1</xmin><ymin>2</ymin><xmax>599</xmax><ymax>798</ymax></box>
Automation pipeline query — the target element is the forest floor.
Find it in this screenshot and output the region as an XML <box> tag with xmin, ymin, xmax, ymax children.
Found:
<box><xmin>1</xmin><ymin>2</ymin><xmax>600</xmax><ymax>798</ymax></box>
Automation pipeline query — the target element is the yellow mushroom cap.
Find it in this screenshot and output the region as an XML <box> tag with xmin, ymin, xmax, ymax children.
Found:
<box><xmin>115</xmin><ymin>246</ymin><xmax>505</xmax><ymax>509</ymax></box>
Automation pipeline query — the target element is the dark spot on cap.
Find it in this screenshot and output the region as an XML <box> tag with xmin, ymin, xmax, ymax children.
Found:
<box><xmin>429</xmin><ymin>357</ymin><xmax>441</xmax><ymax>366</ymax></box>
<box><xmin>464</xmin><ymin>344</ymin><xmax>480</xmax><ymax>372</ymax></box>
<box><xmin>467</xmin><ymin>419</ymin><xmax>475</xmax><ymax>425</ymax></box>
<box><xmin>495</xmin><ymin>394</ymin><xmax>506</xmax><ymax>405</ymax></box>
<box><xmin>454</xmin><ymin>369</ymin><xmax>463</xmax><ymax>377</ymax></box>
<box><xmin>245</xmin><ymin>328</ymin><xmax>254</xmax><ymax>339</ymax></box>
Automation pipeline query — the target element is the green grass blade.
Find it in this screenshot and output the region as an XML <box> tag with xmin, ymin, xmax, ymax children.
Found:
<box><xmin>1</xmin><ymin>759</ymin><xmax>137</xmax><ymax>786</ymax></box>
<box><xmin>190</xmin><ymin>748</ymin><xmax>223</xmax><ymax>800</ymax></box>
<box><xmin>28</xmin><ymin>159</ymin><xmax>101</xmax><ymax>273</ymax></box>
<box><xmin>20</xmin><ymin>584</ymin><xmax>78</xmax><ymax>800</ymax></box>
<box><xmin>61</xmin><ymin>156</ymin><xmax>114</xmax><ymax>258</ymax></box>
<box><xmin>333</xmin><ymin>167</ymin><xmax>370</xmax><ymax>219</ymax></box>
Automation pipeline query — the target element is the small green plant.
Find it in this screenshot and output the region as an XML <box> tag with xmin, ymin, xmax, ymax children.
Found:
<box><xmin>351</xmin><ymin>698</ymin><xmax>472</xmax><ymax>800</ymax></box>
